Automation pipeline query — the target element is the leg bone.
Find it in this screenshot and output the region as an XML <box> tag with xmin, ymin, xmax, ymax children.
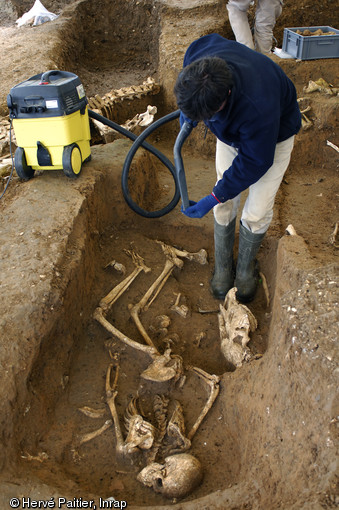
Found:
<box><xmin>94</xmin><ymin>307</ymin><xmax>158</xmax><ymax>357</ymax></box>
<box><xmin>105</xmin><ymin>362</ymin><xmax>125</xmax><ymax>452</ymax></box>
<box><xmin>129</xmin><ymin>259</ymin><xmax>175</xmax><ymax>348</ymax></box>
<box><xmin>186</xmin><ymin>366</ymin><xmax>220</xmax><ymax>441</ymax></box>
<box><xmin>99</xmin><ymin>250</ymin><xmax>151</xmax><ymax>314</ymax></box>
<box><xmin>156</xmin><ymin>240</ymin><xmax>208</xmax><ymax>265</ymax></box>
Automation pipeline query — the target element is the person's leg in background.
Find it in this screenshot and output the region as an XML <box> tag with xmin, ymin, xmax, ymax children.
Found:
<box><xmin>254</xmin><ymin>0</ymin><xmax>283</xmax><ymax>53</ymax></box>
<box><xmin>235</xmin><ymin>135</ymin><xmax>295</xmax><ymax>302</ymax></box>
<box><xmin>226</xmin><ymin>0</ymin><xmax>255</xmax><ymax>49</ymax></box>
<box><xmin>211</xmin><ymin>139</ymin><xmax>241</xmax><ymax>299</ymax></box>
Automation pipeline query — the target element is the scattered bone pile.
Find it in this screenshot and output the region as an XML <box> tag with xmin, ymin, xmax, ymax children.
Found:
<box><xmin>87</xmin><ymin>77</ymin><xmax>160</xmax><ymax>118</ymax></box>
<box><xmin>296</xmin><ymin>29</ymin><xmax>337</xmax><ymax>36</ymax></box>
<box><xmin>88</xmin><ymin>77</ymin><xmax>160</xmax><ymax>141</ymax></box>
<box><xmin>298</xmin><ymin>77</ymin><xmax>339</xmax><ymax>131</ymax></box>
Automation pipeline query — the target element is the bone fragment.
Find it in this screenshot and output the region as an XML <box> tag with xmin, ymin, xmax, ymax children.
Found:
<box><xmin>124</xmin><ymin>397</ymin><xmax>156</xmax><ymax>451</ymax></box>
<box><xmin>171</xmin><ymin>293</ymin><xmax>189</xmax><ymax>318</ymax></box>
<box><xmin>141</xmin><ymin>349</ymin><xmax>183</xmax><ymax>383</ymax></box>
<box><xmin>78</xmin><ymin>406</ymin><xmax>106</xmax><ymax>419</ymax></box>
<box><xmin>79</xmin><ymin>419</ymin><xmax>113</xmax><ymax>445</ymax></box>
<box><xmin>300</xmin><ymin>105</ymin><xmax>312</xmax><ymax>114</ymax></box>
<box><xmin>327</xmin><ymin>140</ymin><xmax>339</xmax><ymax>153</ymax></box>
<box><xmin>328</xmin><ymin>222</ymin><xmax>338</xmax><ymax>246</ymax></box>
<box><xmin>155</xmin><ymin>241</ymin><xmax>208</xmax><ymax>265</ymax></box>
<box><xmin>148</xmin><ymin>394</ymin><xmax>169</xmax><ymax>463</ymax></box>
<box><xmin>104</xmin><ymin>260</ymin><xmax>126</xmax><ymax>274</ymax></box>
<box><xmin>259</xmin><ymin>271</ymin><xmax>270</xmax><ymax>308</ymax></box>
<box><xmin>122</xmin><ymin>105</ymin><xmax>157</xmax><ymax>131</ymax></box>
<box><xmin>143</xmin><ymin>259</ymin><xmax>176</xmax><ymax>312</ymax></box>
<box><xmin>193</xmin><ymin>332</ymin><xmax>206</xmax><ymax>347</ymax></box>
<box><xmin>304</xmin><ymin>78</ymin><xmax>337</xmax><ymax>95</ymax></box>
<box><xmin>301</xmin><ymin>113</ymin><xmax>313</xmax><ymax>130</ymax></box>
<box><xmin>106</xmin><ymin>364</ymin><xmax>156</xmax><ymax>458</ymax></box>
<box><xmin>166</xmin><ymin>400</ymin><xmax>191</xmax><ymax>454</ymax></box>
<box><xmin>186</xmin><ymin>366</ymin><xmax>220</xmax><ymax>441</ymax></box>
<box><xmin>21</xmin><ymin>451</ymin><xmax>48</xmax><ymax>462</ymax></box>
<box><xmin>105</xmin><ymin>363</ymin><xmax>125</xmax><ymax>450</ymax></box>
<box><xmin>286</xmin><ymin>224</ymin><xmax>298</xmax><ymax>236</ymax></box>
<box><xmin>152</xmin><ymin>315</ymin><xmax>171</xmax><ymax>329</ymax></box>
<box><xmin>198</xmin><ymin>307</ymin><xmax>219</xmax><ymax>314</ymax></box>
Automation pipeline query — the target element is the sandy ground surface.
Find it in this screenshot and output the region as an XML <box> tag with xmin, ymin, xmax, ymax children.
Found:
<box><xmin>0</xmin><ymin>1</ymin><xmax>338</xmax><ymax>509</ymax></box>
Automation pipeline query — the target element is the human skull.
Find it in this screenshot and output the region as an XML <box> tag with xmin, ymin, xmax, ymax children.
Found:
<box><xmin>137</xmin><ymin>453</ymin><xmax>203</xmax><ymax>499</ymax></box>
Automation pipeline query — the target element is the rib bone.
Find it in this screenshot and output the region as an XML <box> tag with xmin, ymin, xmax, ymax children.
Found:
<box><xmin>79</xmin><ymin>419</ymin><xmax>112</xmax><ymax>445</ymax></box>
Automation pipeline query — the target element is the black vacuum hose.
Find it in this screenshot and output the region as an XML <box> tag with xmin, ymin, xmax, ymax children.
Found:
<box><xmin>89</xmin><ymin>108</ymin><xmax>181</xmax><ymax>218</ymax></box>
<box><xmin>121</xmin><ymin>110</ymin><xmax>181</xmax><ymax>218</ymax></box>
<box><xmin>173</xmin><ymin>120</ymin><xmax>193</xmax><ymax>210</ymax></box>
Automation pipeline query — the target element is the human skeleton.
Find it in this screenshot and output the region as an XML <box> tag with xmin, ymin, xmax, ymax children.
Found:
<box><xmin>79</xmin><ymin>241</ymin><xmax>256</xmax><ymax>499</ymax></box>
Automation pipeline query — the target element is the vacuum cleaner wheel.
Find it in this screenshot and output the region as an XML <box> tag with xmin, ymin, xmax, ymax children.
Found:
<box><xmin>62</xmin><ymin>143</ymin><xmax>82</xmax><ymax>178</ymax></box>
<box><xmin>14</xmin><ymin>147</ymin><xmax>35</xmax><ymax>180</ymax></box>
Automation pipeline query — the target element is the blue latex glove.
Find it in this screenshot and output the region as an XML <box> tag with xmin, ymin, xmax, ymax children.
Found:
<box><xmin>181</xmin><ymin>193</ymin><xmax>219</xmax><ymax>218</ymax></box>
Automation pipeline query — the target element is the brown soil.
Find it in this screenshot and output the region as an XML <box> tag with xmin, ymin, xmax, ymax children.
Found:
<box><xmin>0</xmin><ymin>1</ymin><xmax>338</xmax><ymax>509</ymax></box>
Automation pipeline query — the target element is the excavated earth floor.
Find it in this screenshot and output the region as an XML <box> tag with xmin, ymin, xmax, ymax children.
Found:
<box><xmin>0</xmin><ymin>1</ymin><xmax>338</xmax><ymax>509</ymax></box>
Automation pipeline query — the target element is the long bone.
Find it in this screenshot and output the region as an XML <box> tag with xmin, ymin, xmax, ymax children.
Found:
<box><xmin>105</xmin><ymin>362</ymin><xmax>134</xmax><ymax>460</ymax></box>
<box><xmin>95</xmin><ymin>242</ymin><xmax>210</xmax><ymax>384</ymax></box>
<box><xmin>186</xmin><ymin>366</ymin><xmax>220</xmax><ymax>441</ymax></box>
<box><xmin>129</xmin><ymin>258</ymin><xmax>181</xmax><ymax>347</ymax></box>
<box><xmin>93</xmin><ymin>307</ymin><xmax>158</xmax><ymax>357</ymax></box>
<box><xmin>155</xmin><ymin>241</ymin><xmax>208</xmax><ymax>266</ymax></box>
<box><xmin>105</xmin><ymin>362</ymin><xmax>156</xmax><ymax>462</ymax></box>
<box><xmin>129</xmin><ymin>241</ymin><xmax>207</xmax><ymax>343</ymax></box>
<box><xmin>100</xmin><ymin>250</ymin><xmax>151</xmax><ymax>315</ymax></box>
<box><xmin>94</xmin><ymin>248</ymin><xmax>158</xmax><ymax>356</ymax></box>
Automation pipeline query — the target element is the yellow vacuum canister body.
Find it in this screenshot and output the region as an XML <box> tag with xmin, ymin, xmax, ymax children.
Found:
<box><xmin>7</xmin><ymin>70</ymin><xmax>91</xmax><ymax>179</ymax></box>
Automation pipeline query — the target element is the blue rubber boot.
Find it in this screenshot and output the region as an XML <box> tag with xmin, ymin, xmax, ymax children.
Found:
<box><xmin>210</xmin><ymin>217</ymin><xmax>236</xmax><ymax>300</ymax></box>
<box><xmin>235</xmin><ymin>222</ymin><xmax>265</xmax><ymax>303</ymax></box>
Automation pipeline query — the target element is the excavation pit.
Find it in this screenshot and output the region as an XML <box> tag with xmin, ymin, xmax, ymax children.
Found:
<box><xmin>0</xmin><ymin>139</ymin><xmax>337</xmax><ymax>509</ymax></box>
<box><xmin>0</xmin><ymin>0</ymin><xmax>338</xmax><ymax>508</ymax></box>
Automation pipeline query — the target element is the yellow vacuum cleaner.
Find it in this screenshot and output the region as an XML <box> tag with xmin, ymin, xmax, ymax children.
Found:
<box><xmin>7</xmin><ymin>70</ymin><xmax>91</xmax><ymax>180</ymax></box>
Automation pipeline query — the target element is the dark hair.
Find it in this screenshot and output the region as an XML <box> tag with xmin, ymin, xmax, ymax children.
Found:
<box><xmin>174</xmin><ymin>56</ymin><xmax>233</xmax><ymax>121</ymax></box>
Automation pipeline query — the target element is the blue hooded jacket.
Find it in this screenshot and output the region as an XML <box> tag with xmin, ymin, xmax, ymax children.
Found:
<box><xmin>180</xmin><ymin>34</ymin><xmax>301</xmax><ymax>202</ymax></box>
